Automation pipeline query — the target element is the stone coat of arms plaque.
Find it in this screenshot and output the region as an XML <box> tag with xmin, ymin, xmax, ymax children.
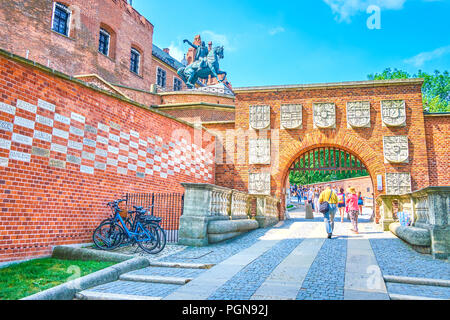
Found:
<box><xmin>248</xmin><ymin>172</ymin><xmax>271</xmax><ymax>195</ymax></box>
<box><xmin>347</xmin><ymin>101</ymin><xmax>370</xmax><ymax>128</ymax></box>
<box><xmin>249</xmin><ymin>139</ymin><xmax>271</xmax><ymax>164</ymax></box>
<box><xmin>381</xmin><ymin>100</ymin><xmax>406</xmax><ymax>127</ymax></box>
<box><xmin>249</xmin><ymin>105</ymin><xmax>270</xmax><ymax>130</ymax></box>
<box><xmin>385</xmin><ymin>172</ymin><xmax>412</xmax><ymax>195</ymax></box>
<box><xmin>383</xmin><ymin>136</ymin><xmax>409</xmax><ymax>163</ymax></box>
<box><xmin>280</xmin><ymin>104</ymin><xmax>302</xmax><ymax>129</ymax></box>
<box><xmin>313</xmin><ymin>103</ymin><xmax>336</xmax><ymax>129</ymax></box>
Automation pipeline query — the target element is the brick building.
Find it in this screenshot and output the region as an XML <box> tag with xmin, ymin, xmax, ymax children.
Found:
<box><xmin>0</xmin><ymin>0</ymin><xmax>186</xmax><ymax>101</ymax></box>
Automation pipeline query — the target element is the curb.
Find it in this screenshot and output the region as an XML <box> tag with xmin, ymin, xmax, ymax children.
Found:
<box><xmin>21</xmin><ymin>257</ymin><xmax>149</xmax><ymax>300</ymax></box>
<box><xmin>389</xmin><ymin>294</ymin><xmax>446</xmax><ymax>300</ymax></box>
<box><xmin>384</xmin><ymin>275</ymin><xmax>450</xmax><ymax>288</ymax></box>
<box><xmin>52</xmin><ymin>245</ymin><xmax>134</xmax><ymax>263</ymax></box>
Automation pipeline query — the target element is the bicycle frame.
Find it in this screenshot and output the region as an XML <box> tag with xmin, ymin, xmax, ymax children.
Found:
<box><xmin>113</xmin><ymin>210</ymin><xmax>155</xmax><ymax>243</ymax></box>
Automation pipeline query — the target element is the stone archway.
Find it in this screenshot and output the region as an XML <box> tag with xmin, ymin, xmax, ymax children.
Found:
<box><xmin>274</xmin><ymin>132</ymin><xmax>386</xmax><ymax>222</ymax></box>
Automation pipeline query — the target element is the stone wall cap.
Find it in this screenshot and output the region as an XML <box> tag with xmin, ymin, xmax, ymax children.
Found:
<box><xmin>181</xmin><ymin>183</ymin><xmax>232</xmax><ymax>192</ymax></box>
<box><xmin>234</xmin><ymin>78</ymin><xmax>424</xmax><ymax>93</ymax></box>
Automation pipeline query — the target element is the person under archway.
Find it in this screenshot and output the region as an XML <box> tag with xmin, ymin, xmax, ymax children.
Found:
<box><xmin>318</xmin><ymin>184</ymin><xmax>338</xmax><ymax>239</ymax></box>
<box><xmin>357</xmin><ymin>191</ymin><xmax>364</xmax><ymax>216</ymax></box>
<box><xmin>346</xmin><ymin>187</ymin><xmax>360</xmax><ymax>234</ymax></box>
<box><xmin>337</xmin><ymin>188</ymin><xmax>346</xmax><ymax>222</ymax></box>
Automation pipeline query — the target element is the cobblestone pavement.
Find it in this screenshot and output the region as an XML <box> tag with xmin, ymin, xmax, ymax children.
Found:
<box><xmin>207</xmin><ymin>238</ymin><xmax>304</xmax><ymax>300</ymax></box>
<box><xmin>127</xmin><ymin>266</ymin><xmax>206</xmax><ymax>278</ymax></box>
<box><xmin>84</xmin><ymin>207</ymin><xmax>449</xmax><ymax>300</ymax></box>
<box><xmin>296</xmin><ymin>238</ymin><xmax>347</xmax><ymax>300</ymax></box>
<box><xmin>85</xmin><ymin>280</ymin><xmax>181</xmax><ymax>297</ymax></box>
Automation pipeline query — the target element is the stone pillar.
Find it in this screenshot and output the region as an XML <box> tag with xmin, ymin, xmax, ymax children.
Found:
<box><xmin>305</xmin><ymin>204</ymin><xmax>314</xmax><ymax>219</ymax></box>
<box><xmin>377</xmin><ymin>195</ymin><xmax>397</xmax><ymax>231</ymax></box>
<box><xmin>178</xmin><ymin>183</ymin><xmax>231</xmax><ymax>246</ymax></box>
<box><xmin>413</xmin><ymin>187</ymin><xmax>450</xmax><ymax>259</ymax></box>
<box><xmin>255</xmin><ymin>195</ymin><xmax>280</xmax><ymax>228</ymax></box>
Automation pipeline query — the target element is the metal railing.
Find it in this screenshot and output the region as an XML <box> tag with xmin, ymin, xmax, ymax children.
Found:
<box><xmin>125</xmin><ymin>192</ymin><xmax>184</xmax><ymax>243</ymax></box>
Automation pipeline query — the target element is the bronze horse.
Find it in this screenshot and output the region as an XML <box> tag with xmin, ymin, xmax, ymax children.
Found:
<box><xmin>177</xmin><ymin>46</ymin><xmax>227</xmax><ymax>89</ymax></box>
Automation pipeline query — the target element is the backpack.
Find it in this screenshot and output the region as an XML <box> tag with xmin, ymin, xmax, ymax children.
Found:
<box><xmin>337</xmin><ymin>193</ymin><xmax>344</xmax><ymax>204</ymax></box>
<box><xmin>319</xmin><ymin>191</ymin><xmax>333</xmax><ymax>214</ymax></box>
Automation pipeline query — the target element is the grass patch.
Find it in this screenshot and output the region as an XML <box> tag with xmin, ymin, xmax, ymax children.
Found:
<box><xmin>0</xmin><ymin>258</ymin><xmax>115</xmax><ymax>300</ymax></box>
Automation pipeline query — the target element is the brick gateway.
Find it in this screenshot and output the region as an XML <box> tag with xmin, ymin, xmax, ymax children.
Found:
<box><xmin>0</xmin><ymin>49</ymin><xmax>449</xmax><ymax>262</ymax></box>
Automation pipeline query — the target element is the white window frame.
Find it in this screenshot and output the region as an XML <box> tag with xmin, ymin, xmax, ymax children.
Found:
<box><xmin>99</xmin><ymin>28</ymin><xmax>110</xmax><ymax>57</ymax></box>
<box><xmin>130</xmin><ymin>48</ymin><xmax>141</xmax><ymax>75</ymax></box>
<box><xmin>51</xmin><ymin>2</ymin><xmax>72</xmax><ymax>37</ymax></box>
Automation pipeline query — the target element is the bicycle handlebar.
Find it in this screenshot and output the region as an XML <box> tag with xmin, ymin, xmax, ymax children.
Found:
<box><xmin>107</xmin><ymin>199</ymin><xmax>127</xmax><ymax>207</ymax></box>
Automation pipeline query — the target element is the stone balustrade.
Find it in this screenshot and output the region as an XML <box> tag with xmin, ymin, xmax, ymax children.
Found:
<box><xmin>178</xmin><ymin>183</ymin><xmax>262</xmax><ymax>246</ymax></box>
<box><xmin>377</xmin><ymin>186</ymin><xmax>449</xmax><ymax>259</ymax></box>
<box><xmin>230</xmin><ymin>190</ymin><xmax>251</xmax><ymax>220</ymax></box>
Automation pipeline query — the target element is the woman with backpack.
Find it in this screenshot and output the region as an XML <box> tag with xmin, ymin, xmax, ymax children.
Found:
<box><xmin>346</xmin><ymin>187</ymin><xmax>360</xmax><ymax>234</ymax></box>
<box><xmin>337</xmin><ymin>188</ymin><xmax>346</xmax><ymax>222</ymax></box>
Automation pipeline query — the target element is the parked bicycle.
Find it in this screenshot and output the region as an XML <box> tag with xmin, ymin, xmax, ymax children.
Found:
<box><xmin>92</xmin><ymin>199</ymin><xmax>166</xmax><ymax>254</ymax></box>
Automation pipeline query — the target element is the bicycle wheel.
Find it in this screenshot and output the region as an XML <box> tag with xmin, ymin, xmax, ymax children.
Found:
<box><xmin>140</xmin><ymin>223</ymin><xmax>166</xmax><ymax>254</ymax></box>
<box><xmin>93</xmin><ymin>221</ymin><xmax>123</xmax><ymax>250</ymax></box>
<box><xmin>136</xmin><ymin>222</ymin><xmax>160</xmax><ymax>254</ymax></box>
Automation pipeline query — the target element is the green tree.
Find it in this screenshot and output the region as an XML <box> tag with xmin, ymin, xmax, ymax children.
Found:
<box><xmin>368</xmin><ymin>68</ymin><xmax>450</xmax><ymax>113</ymax></box>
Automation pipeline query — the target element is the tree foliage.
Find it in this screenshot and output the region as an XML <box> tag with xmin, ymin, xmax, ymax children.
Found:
<box><xmin>288</xmin><ymin>148</ymin><xmax>369</xmax><ymax>185</ymax></box>
<box><xmin>368</xmin><ymin>68</ymin><xmax>450</xmax><ymax>113</ymax></box>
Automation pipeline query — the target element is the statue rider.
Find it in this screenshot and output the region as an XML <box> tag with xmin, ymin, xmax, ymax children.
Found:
<box><xmin>183</xmin><ymin>39</ymin><xmax>208</xmax><ymax>69</ymax></box>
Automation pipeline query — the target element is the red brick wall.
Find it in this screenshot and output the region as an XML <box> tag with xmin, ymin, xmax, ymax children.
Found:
<box><xmin>0</xmin><ymin>0</ymin><xmax>154</xmax><ymax>91</ymax></box>
<box><xmin>112</xmin><ymin>85</ymin><xmax>162</xmax><ymax>107</ymax></box>
<box><xmin>0</xmin><ymin>53</ymin><xmax>215</xmax><ymax>262</ymax></box>
<box><xmin>424</xmin><ymin>115</ymin><xmax>450</xmax><ymax>186</ymax></box>
<box><xmin>216</xmin><ymin>83</ymin><xmax>430</xmax><ymax>221</ymax></box>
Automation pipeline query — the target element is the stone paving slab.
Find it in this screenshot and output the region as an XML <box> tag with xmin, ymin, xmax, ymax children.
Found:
<box><xmin>251</xmin><ymin>224</ymin><xmax>325</xmax><ymax>300</ymax></box>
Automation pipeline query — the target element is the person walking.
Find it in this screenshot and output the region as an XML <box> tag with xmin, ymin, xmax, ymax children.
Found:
<box><xmin>346</xmin><ymin>187</ymin><xmax>360</xmax><ymax>234</ymax></box>
<box><xmin>337</xmin><ymin>188</ymin><xmax>346</xmax><ymax>222</ymax></box>
<box><xmin>314</xmin><ymin>188</ymin><xmax>320</xmax><ymax>214</ymax></box>
<box><xmin>297</xmin><ymin>189</ymin><xmax>302</xmax><ymax>204</ymax></box>
<box><xmin>319</xmin><ymin>184</ymin><xmax>338</xmax><ymax>239</ymax></box>
<box><xmin>358</xmin><ymin>192</ymin><xmax>364</xmax><ymax>216</ymax></box>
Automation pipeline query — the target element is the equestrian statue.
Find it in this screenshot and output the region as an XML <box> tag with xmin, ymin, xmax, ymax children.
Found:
<box><xmin>177</xmin><ymin>38</ymin><xmax>227</xmax><ymax>89</ymax></box>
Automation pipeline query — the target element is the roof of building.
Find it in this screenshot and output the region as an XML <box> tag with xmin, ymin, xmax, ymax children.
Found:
<box><xmin>152</xmin><ymin>44</ymin><xmax>184</xmax><ymax>71</ymax></box>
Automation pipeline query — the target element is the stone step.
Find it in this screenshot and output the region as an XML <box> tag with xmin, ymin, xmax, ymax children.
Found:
<box><xmin>389</xmin><ymin>294</ymin><xmax>446</xmax><ymax>301</ymax></box>
<box><xmin>384</xmin><ymin>275</ymin><xmax>450</xmax><ymax>288</ymax></box>
<box><xmin>119</xmin><ymin>273</ymin><xmax>193</xmax><ymax>285</ymax></box>
<box><xmin>75</xmin><ymin>291</ymin><xmax>162</xmax><ymax>300</ymax></box>
<box><xmin>148</xmin><ymin>261</ymin><xmax>214</xmax><ymax>269</ymax></box>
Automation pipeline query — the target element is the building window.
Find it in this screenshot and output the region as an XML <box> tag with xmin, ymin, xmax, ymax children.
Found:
<box><xmin>98</xmin><ymin>29</ymin><xmax>110</xmax><ymax>56</ymax></box>
<box><xmin>52</xmin><ymin>2</ymin><xmax>71</xmax><ymax>36</ymax></box>
<box><xmin>174</xmin><ymin>78</ymin><xmax>182</xmax><ymax>91</ymax></box>
<box><xmin>130</xmin><ymin>48</ymin><xmax>141</xmax><ymax>75</ymax></box>
<box><xmin>157</xmin><ymin>67</ymin><xmax>166</xmax><ymax>88</ymax></box>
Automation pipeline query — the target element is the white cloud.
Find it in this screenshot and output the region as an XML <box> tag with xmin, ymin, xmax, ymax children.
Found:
<box><xmin>269</xmin><ymin>26</ymin><xmax>285</xmax><ymax>36</ymax></box>
<box><xmin>404</xmin><ymin>45</ymin><xmax>450</xmax><ymax>67</ymax></box>
<box><xmin>323</xmin><ymin>0</ymin><xmax>406</xmax><ymax>22</ymax></box>
<box><xmin>167</xmin><ymin>42</ymin><xmax>185</xmax><ymax>61</ymax></box>
<box><xmin>200</xmin><ymin>30</ymin><xmax>235</xmax><ymax>51</ymax></box>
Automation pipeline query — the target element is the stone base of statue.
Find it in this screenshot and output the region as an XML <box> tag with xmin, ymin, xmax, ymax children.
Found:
<box><xmin>190</xmin><ymin>82</ymin><xmax>234</xmax><ymax>96</ymax></box>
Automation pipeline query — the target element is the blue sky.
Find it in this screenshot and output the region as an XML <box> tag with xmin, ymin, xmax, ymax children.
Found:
<box><xmin>133</xmin><ymin>0</ymin><xmax>450</xmax><ymax>87</ymax></box>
